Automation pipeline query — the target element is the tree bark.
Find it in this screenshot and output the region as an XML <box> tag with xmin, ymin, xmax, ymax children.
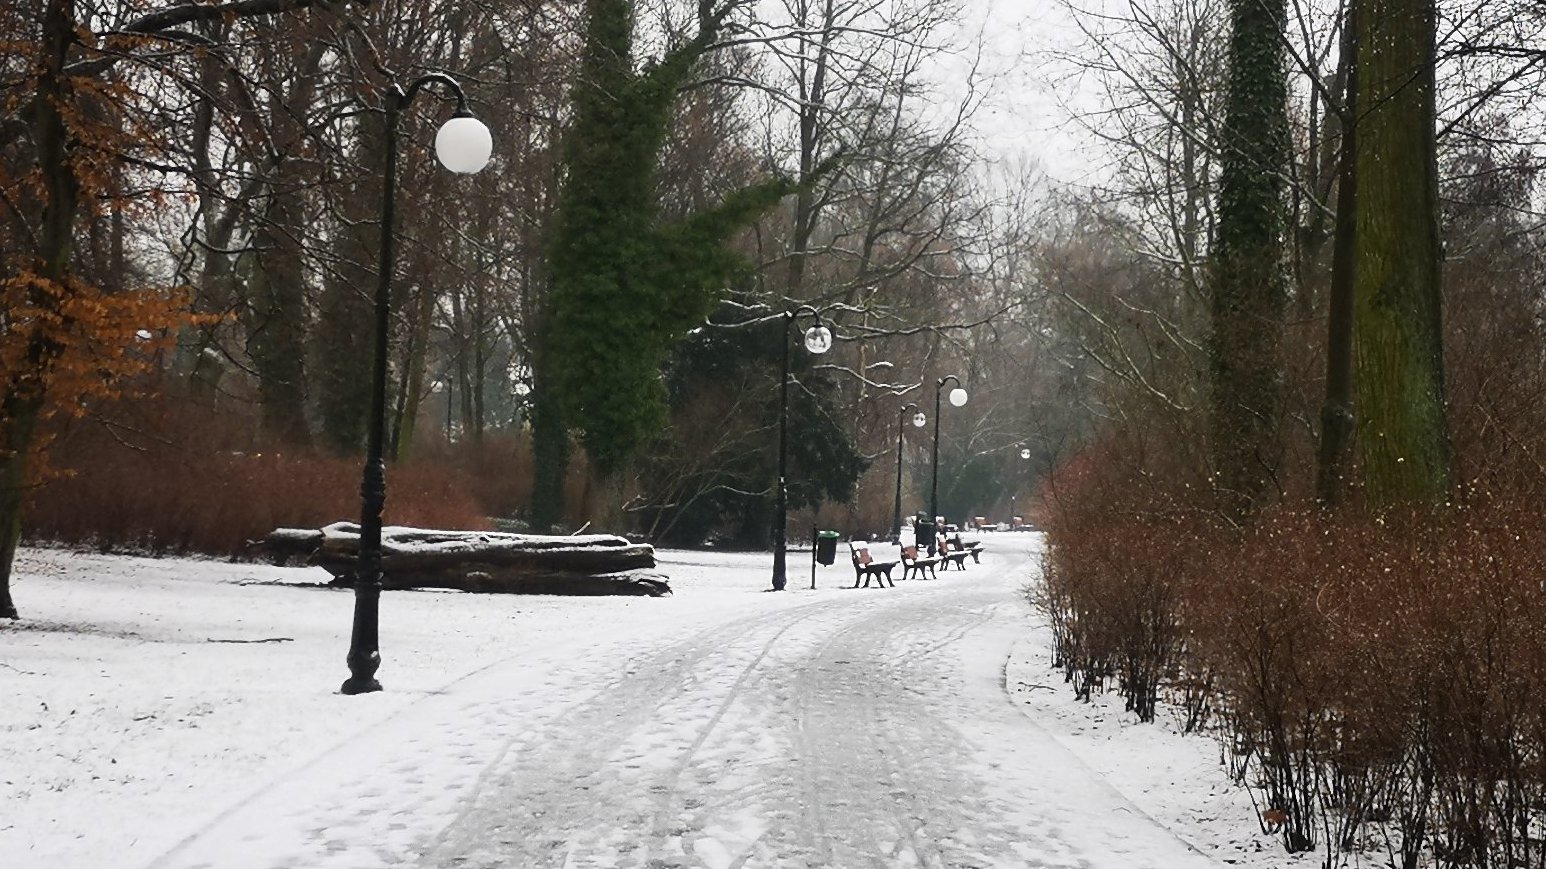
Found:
<box><xmin>1316</xmin><ymin>0</ymin><xmax>1359</xmax><ymax>506</ymax></box>
<box><xmin>1351</xmin><ymin>0</ymin><xmax>1449</xmax><ymax>505</ymax></box>
<box><xmin>529</xmin><ymin>330</ymin><xmax>570</xmax><ymax>531</ymax></box>
<box><xmin>247</xmin><ymin>185</ymin><xmax>314</xmax><ymax>446</ymax></box>
<box><xmin>1207</xmin><ymin>0</ymin><xmax>1291</xmax><ymax>519</ymax></box>
<box><xmin>0</xmin><ymin>0</ymin><xmax>81</xmax><ymax>618</ymax></box>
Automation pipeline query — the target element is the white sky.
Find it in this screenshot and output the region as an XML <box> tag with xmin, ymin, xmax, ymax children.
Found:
<box><xmin>927</xmin><ymin>0</ymin><xmax>1107</xmax><ymax>187</ymax></box>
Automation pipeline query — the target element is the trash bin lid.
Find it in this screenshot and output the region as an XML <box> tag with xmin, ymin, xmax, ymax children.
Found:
<box><xmin>817</xmin><ymin>530</ymin><xmax>840</xmax><ymax>538</ymax></box>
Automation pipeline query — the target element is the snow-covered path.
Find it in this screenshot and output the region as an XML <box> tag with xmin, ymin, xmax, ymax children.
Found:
<box><xmin>140</xmin><ymin>537</ymin><xmax>1214</xmax><ymax>869</ymax></box>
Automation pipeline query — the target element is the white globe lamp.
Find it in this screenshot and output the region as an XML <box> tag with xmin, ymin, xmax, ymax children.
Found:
<box><xmin>803</xmin><ymin>324</ymin><xmax>833</xmax><ymax>355</ymax></box>
<box><xmin>435</xmin><ymin>114</ymin><xmax>493</xmax><ymax>174</ymax></box>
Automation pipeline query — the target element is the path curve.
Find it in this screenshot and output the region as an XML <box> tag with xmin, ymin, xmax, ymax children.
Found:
<box><xmin>149</xmin><ymin>537</ymin><xmax>1214</xmax><ymax>869</ymax></box>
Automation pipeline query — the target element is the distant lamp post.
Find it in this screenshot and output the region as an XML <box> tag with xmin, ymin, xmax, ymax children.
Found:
<box><xmin>928</xmin><ymin>375</ymin><xmax>968</xmax><ymax>548</ymax></box>
<box><xmin>892</xmin><ymin>403</ymin><xmax>926</xmax><ymax>541</ymax></box>
<box><xmin>772</xmin><ymin>305</ymin><xmax>832</xmax><ymax>592</ymax></box>
<box><xmin>342</xmin><ymin>74</ymin><xmax>492</xmax><ymax>696</ymax></box>
<box><xmin>1011</xmin><ymin>443</ymin><xmax>1031</xmax><ymax>526</ymax></box>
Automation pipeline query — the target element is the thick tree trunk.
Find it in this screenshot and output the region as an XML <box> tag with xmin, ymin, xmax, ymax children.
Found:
<box><xmin>0</xmin><ymin>396</ymin><xmax>43</xmax><ymax>619</ymax></box>
<box><xmin>1207</xmin><ymin>0</ymin><xmax>1290</xmax><ymax>519</ymax></box>
<box><xmin>1352</xmin><ymin>0</ymin><xmax>1449</xmax><ymax>505</ymax></box>
<box><xmin>0</xmin><ymin>0</ymin><xmax>81</xmax><ymax>619</ymax></box>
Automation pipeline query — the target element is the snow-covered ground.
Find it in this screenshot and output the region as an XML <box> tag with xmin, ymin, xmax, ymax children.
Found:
<box><xmin>1</xmin><ymin>534</ymin><xmax>1294</xmax><ymax>868</ymax></box>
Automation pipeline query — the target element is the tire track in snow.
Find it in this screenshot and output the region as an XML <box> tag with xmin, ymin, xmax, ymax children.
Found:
<box><xmin>421</xmin><ymin>546</ymin><xmax>1080</xmax><ymax>869</ymax></box>
<box><xmin>416</xmin><ymin>595</ymin><xmax>875</xmax><ymax>867</ymax></box>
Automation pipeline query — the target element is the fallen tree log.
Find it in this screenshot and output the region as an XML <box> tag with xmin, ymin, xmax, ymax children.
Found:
<box><xmin>253</xmin><ymin>522</ymin><xmax>670</xmax><ymax>597</ymax></box>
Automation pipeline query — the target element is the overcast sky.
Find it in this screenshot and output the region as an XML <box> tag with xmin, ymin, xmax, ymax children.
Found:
<box><xmin>928</xmin><ymin>0</ymin><xmax>1103</xmax><ymax>188</ymax></box>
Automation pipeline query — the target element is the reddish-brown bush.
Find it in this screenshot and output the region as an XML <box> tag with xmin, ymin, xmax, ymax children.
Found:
<box><xmin>24</xmin><ymin>392</ymin><xmax>494</xmax><ymax>556</ymax></box>
<box><xmin>1039</xmin><ymin>469</ymin><xmax>1546</xmax><ymax>866</ymax></box>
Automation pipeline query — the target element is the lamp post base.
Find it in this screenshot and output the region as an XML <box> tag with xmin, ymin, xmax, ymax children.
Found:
<box><xmin>340</xmin><ymin>651</ymin><xmax>383</xmax><ymax>695</ymax></box>
<box><xmin>340</xmin><ymin>674</ymin><xmax>383</xmax><ymax>695</ymax></box>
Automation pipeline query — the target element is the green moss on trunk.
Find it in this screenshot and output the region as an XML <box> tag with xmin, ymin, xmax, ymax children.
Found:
<box><xmin>1352</xmin><ymin>0</ymin><xmax>1449</xmax><ymax>505</ymax></box>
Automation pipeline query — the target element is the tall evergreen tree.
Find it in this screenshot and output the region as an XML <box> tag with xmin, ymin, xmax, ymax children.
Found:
<box><xmin>1352</xmin><ymin>0</ymin><xmax>1450</xmax><ymax>504</ymax></box>
<box><xmin>530</xmin><ymin>0</ymin><xmax>795</xmax><ymax>528</ymax></box>
<box><xmin>1208</xmin><ymin>0</ymin><xmax>1291</xmax><ymax>518</ymax></box>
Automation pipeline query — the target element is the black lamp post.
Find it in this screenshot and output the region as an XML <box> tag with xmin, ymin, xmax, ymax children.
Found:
<box><xmin>341</xmin><ymin>74</ymin><xmax>492</xmax><ymax>696</ymax></box>
<box><xmin>928</xmin><ymin>374</ymin><xmax>968</xmax><ymax>550</ymax></box>
<box><xmin>1010</xmin><ymin>443</ymin><xmax>1030</xmax><ymax>527</ymax></box>
<box><xmin>772</xmin><ymin>305</ymin><xmax>832</xmax><ymax>592</ymax></box>
<box><xmin>892</xmin><ymin>403</ymin><xmax>926</xmax><ymax>540</ymax></box>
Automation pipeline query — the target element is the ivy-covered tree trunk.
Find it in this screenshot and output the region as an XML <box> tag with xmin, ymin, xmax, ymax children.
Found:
<box><xmin>1352</xmin><ymin>0</ymin><xmax>1449</xmax><ymax>505</ymax></box>
<box><xmin>527</xmin><ymin>0</ymin><xmax>637</xmax><ymax>524</ymax></box>
<box><xmin>1208</xmin><ymin>0</ymin><xmax>1290</xmax><ymax>519</ymax></box>
<box><xmin>531</xmin><ymin>0</ymin><xmax>788</xmax><ymax>525</ymax></box>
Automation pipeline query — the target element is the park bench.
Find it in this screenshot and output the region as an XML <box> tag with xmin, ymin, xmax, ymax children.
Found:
<box><xmin>898</xmin><ymin>544</ymin><xmax>939</xmax><ymax>580</ymax></box>
<box><xmin>936</xmin><ymin>534</ymin><xmax>971</xmax><ymax>570</ymax></box>
<box><xmin>848</xmin><ymin>541</ymin><xmax>897</xmax><ymax>589</ymax></box>
<box><xmin>952</xmin><ymin>535</ymin><xmax>985</xmax><ymax>564</ymax></box>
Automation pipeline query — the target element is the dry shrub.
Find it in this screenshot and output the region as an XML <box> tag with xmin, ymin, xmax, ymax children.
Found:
<box><xmin>1041</xmin><ymin>467</ymin><xmax>1546</xmax><ymax>865</ymax></box>
<box><xmin>413</xmin><ymin>430</ymin><xmax>532</xmax><ymax>521</ymax></box>
<box><xmin>25</xmin><ymin>391</ymin><xmax>491</xmax><ymax>556</ymax></box>
<box><xmin>1208</xmin><ymin>502</ymin><xmax>1546</xmax><ymax>867</ymax></box>
<box><xmin>1034</xmin><ymin>434</ymin><xmax>1205</xmax><ymax>724</ymax></box>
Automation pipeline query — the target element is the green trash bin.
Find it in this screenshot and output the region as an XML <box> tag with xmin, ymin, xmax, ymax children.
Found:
<box><xmin>815</xmin><ymin>530</ymin><xmax>840</xmax><ymax>566</ymax></box>
<box><xmin>916</xmin><ymin>516</ymin><xmax>936</xmax><ymax>555</ymax></box>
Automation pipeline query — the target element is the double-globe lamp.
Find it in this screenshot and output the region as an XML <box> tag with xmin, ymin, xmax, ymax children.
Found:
<box><xmin>343</xmin><ymin>75</ymin><xmax>491</xmax><ymax>696</ymax></box>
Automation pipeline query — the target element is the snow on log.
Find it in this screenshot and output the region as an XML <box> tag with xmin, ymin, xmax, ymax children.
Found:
<box><xmin>255</xmin><ymin>522</ymin><xmax>670</xmax><ymax>597</ymax></box>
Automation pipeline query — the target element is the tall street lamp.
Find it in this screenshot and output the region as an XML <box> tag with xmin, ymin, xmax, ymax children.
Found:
<box><xmin>342</xmin><ymin>75</ymin><xmax>493</xmax><ymax>696</ymax></box>
<box><xmin>928</xmin><ymin>374</ymin><xmax>968</xmax><ymax>549</ymax></box>
<box><xmin>892</xmin><ymin>403</ymin><xmax>926</xmax><ymax>541</ymax></box>
<box><xmin>772</xmin><ymin>305</ymin><xmax>832</xmax><ymax>592</ymax></box>
<box><xmin>1011</xmin><ymin>443</ymin><xmax>1031</xmax><ymax>526</ymax></box>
